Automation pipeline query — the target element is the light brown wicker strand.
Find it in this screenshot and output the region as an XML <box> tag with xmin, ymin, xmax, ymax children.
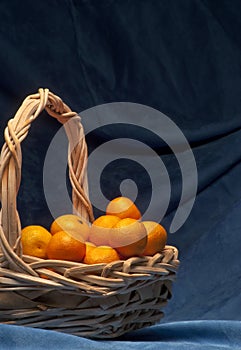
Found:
<box><xmin>0</xmin><ymin>88</ymin><xmax>93</xmax><ymax>271</ymax></box>
<box><xmin>45</xmin><ymin>93</ymin><xmax>94</xmax><ymax>221</ymax></box>
<box><xmin>64</xmin><ymin>117</ymin><xmax>94</xmax><ymax>221</ymax></box>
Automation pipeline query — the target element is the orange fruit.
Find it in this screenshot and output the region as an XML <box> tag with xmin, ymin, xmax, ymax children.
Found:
<box><xmin>89</xmin><ymin>215</ymin><xmax>121</xmax><ymax>246</ymax></box>
<box><xmin>47</xmin><ymin>230</ymin><xmax>86</xmax><ymax>262</ymax></box>
<box><xmin>142</xmin><ymin>221</ymin><xmax>167</xmax><ymax>256</ymax></box>
<box><xmin>83</xmin><ymin>245</ymin><xmax>120</xmax><ymax>264</ymax></box>
<box><xmin>109</xmin><ymin>218</ymin><xmax>147</xmax><ymax>258</ymax></box>
<box><xmin>21</xmin><ymin>225</ymin><xmax>52</xmax><ymax>259</ymax></box>
<box><xmin>106</xmin><ymin>196</ymin><xmax>141</xmax><ymax>220</ymax></box>
<box><xmin>85</xmin><ymin>241</ymin><xmax>96</xmax><ymax>251</ymax></box>
<box><xmin>50</xmin><ymin>214</ymin><xmax>90</xmax><ymax>241</ymax></box>
<box><xmin>83</xmin><ymin>242</ymin><xmax>96</xmax><ymax>263</ymax></box>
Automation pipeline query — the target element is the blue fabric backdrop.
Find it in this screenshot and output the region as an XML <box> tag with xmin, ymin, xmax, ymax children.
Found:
<box><xmin>0</xmin><ymin>0</ymin><xmax>240</xmax><ymax>348</ymax></box>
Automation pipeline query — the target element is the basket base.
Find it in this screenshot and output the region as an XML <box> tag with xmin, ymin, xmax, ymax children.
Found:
<box><xmin>0</xmin><ymin>246</ymin><xmax>179</xmax><ymax>339</ymax></box>
<box><xmin>0</xmin><ymin>280</ymin><xmax>171</xmax><ymax>339</ymax></box>
<box><xmin>2</xmin><ymin>310</ymin><xmax>165</xmax><ymax>339</ymax></box>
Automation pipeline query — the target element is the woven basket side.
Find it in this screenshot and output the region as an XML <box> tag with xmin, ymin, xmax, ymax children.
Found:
<box><xmin>0</xmin><ymin>88</ymin><xmax>94</xmax><ymax>272</ymax></box>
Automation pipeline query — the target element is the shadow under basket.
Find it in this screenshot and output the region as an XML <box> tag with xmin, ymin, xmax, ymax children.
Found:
<box><xmin>0</xmin><ymin>89</ymin><xmax>179</xmax><ymax>339</ymax></box>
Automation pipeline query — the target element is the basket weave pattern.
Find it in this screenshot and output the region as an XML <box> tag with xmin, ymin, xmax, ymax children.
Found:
<box><xmin>0</xmin><ymin>89</ymin><xmax>179</xmax><ymax>339</ymax></box>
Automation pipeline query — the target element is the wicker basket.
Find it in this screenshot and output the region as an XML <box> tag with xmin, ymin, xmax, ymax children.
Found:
<box><xmin>0</xmin><ymin>88</ymin><xmax>179</xmax><ymax>339</ymax></box>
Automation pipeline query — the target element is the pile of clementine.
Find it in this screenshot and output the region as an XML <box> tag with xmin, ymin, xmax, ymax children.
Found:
<box><xmin>21</xmin><ymin>196</ymin><xmax>167</xmax><ymax>265</ymax></box>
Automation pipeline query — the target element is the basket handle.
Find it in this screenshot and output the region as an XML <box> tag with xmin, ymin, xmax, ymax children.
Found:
<box><xmin>0</xmin><ymin>88</ymin><xmax>94</xmax><ymax>254</ymax></box>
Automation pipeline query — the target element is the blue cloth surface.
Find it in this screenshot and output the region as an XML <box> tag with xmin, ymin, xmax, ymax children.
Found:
<box><xmin>164</xmin><ymin>197</ymin><xmax>241</xmax><ymax>322</ymax></box>
<box><xmin>1</xmin><ymin>321</ymin><xmax>241</xmax><ymax>350</ymax></box>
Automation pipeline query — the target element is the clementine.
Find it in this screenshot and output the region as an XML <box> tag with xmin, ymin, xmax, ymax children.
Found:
<box><xmin>89</xmin><ymin>215</ymin><xmax>121</xmax><ymax>246</ymax></box>
<box><xmin>83</xmin><ymin>245</ymin><xmax>120</xmax><ymax>264</ymax></box>
<box><xmin>50</xmin><ymin>214</ymin><xmax>90</xmax><ymax>241</ymax></box>
<box><xmin>47</xmin><ymin>230</ymin><xmax>86</xmax><ymax>262</ymax></box>
<box><xmin>106</xmin><ymin>196</ymin><xmax>141</xmax><ymax>220</ymax></box>
<box><xmin>21</xmin><ymin>225</ymin><xmax>52</xmax><ymax>259</ymax></box>
<box><xmin>142</xmin><ymin>221</ymin><xmax>167</xmax><ymax>256</ymax></box>
<box><xmin>83</xmin><ymin>242</ymin><xmax>96</xmax><ymax>263</ymax></box>
<box><xmin>109</xmin><ymin>218</ymin><xmax>147</xmax><ymax>258</ymax></box>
